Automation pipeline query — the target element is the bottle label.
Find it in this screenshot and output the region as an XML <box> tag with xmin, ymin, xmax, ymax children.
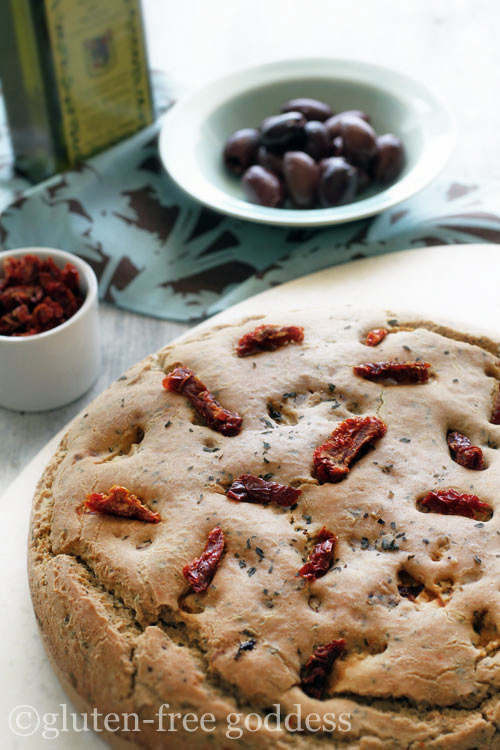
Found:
<box><xmin>44</xmin><ymin>0</ymin><xmax>153</xmax><ymax>164</ymax></box>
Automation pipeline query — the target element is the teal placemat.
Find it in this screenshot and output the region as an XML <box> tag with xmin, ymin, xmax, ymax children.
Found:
<box><xmin>1</xmin><ymin>112</ymin><xmax>499</xmax><ymax>321</ymax></box>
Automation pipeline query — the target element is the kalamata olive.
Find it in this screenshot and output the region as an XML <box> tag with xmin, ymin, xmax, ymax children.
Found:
<box><xmin>331</xmin><ymin>136</ymin><xmax>344</xmax><ymax>156</ymax></box>
<box><xmin>318</xmin><ymin>157</ymin><xmax>358</xmax><ymax>207</ymax></box>
<box><xmin>257</xmin><ymin>146</ymin><xmax>284</xmax><ymax>175</ymax></box>
<box><xmin>281</xmin><ymin>97</ymin><xmax>333</xmax><ymax>122</ymax></box>
<box><xmin>241</xmin><ymin>165</ymin><xmax>284</xmax><ymax>207</ymax></box>
<box><xmin>355</xmin><ymin>167</ymin><xmax>372</xmax><ymax>193</ymax></box>
<box><xmin>343</xmin><ymin>109</ymin><xmax>370</xmax><ymax>123</ymax></box>
<box><xmin>325</xmin><ymin>110</ymin><xmax>371</xmax><ymax>137</ymax></box>
<box><xmin>283</xmin><ymin>151</ymin><xmax>320</xmax><ymax>209</ymax></box>
<box><xmin>373</xmin><ymin>134</ymin><xmax>405</xmax><ymax>182</ymax></box>
<box><xmin>260</xmin><ymin>112</ymin><xmax>306</xmax><ymax>151</ymax></box>
<box><xmin>303</xmin><ymin>121</ymin><xmax>331</xmax><ymax>160</ymax></box>
<box><xmin>223</xmin><ymin>128</ymin><xmax>260</xmax><ymax>175</ymax></box>
<box><xmin>335</xmin><ymin>116</ymin><xmax>377</xmax><ymax>168</ymax></box>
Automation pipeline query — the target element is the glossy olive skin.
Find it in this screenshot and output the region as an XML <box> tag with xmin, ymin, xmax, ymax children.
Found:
<box><xmin>223</xmin><ymin>128</ymin><xmax>260</xmax><ymax>175</ymax></box>
<box><xmin>260</xmin><ymin>112</ymin><xmax>306</xmax><ymax>151</ymax></box>
<box><xmin>331</xmin><ymin>135</ymin><xmax>344</xmax><ymax>156</ymax></box>
<box><xmin>257</xmin><ymin>145</ymin><xmax>284</xmax><ymax>175</ymax></box>
<box><xmin>281</xmin><ymin>97</ymin><xmax>333</xmax><ymax>122</ymax></box>
<box><xmin>318</xmin><ymin>157</ymin><xmax>358</xmax><ymax>207</ymax></box>
<box><xmin>303</xmin><ymin>121</ymin><xmax>331</xmax><ymax>160</ymax></box>
<box><xmin>241</xmin><ymin>165</ymin><xmax>284</xmax><ymax>207</ymax></box>
<box><xmin>283</xmin><ymin>151</ymin><xmax>320</xmax><ymax>208</ymax></box>
<box><xmin>336</xmin><ymin>115</ymin><xmax>378</xmax><ymax>168</ymax></box>
<box><xmin>355</xmin><ymin>167</ymin><xmax>372</xmax><ymax>193</ymax></box>
<box><xmin>373</xmin><ymin>133</ymin><xmax>405</xmax><ymax>182</ymax></box>
<box><xmin>325</xmin><ymin>110</ymin><xmax>371</xmax><ymax>138</ymax></box>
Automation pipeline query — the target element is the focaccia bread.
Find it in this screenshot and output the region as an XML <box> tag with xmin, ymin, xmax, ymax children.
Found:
<box><xmin>29</xmin><ymin>308</ymin><xmax>500</xmax><ymax>750</ymax></box>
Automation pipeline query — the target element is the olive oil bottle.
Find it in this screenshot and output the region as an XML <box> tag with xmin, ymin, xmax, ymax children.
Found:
<box><xmin>0</xmin><ymin>0</ymin><xmax>153</xmax><ymax>181</ymax></box>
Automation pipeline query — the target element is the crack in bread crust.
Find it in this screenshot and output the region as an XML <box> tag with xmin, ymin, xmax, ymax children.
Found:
<box><xmin>29</xmin><ymin>308</ymin><xmax>500</xmax><ymax>749</ymax></box>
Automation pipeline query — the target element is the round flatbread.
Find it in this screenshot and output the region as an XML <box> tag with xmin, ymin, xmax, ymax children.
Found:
<box><xmin>29</xmin><ymin>308</ymin><xmax>500</xmax><ymax>749</ymax></box>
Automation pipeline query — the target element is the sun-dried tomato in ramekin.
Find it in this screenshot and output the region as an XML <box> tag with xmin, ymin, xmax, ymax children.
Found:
<box><xmin>0</xmin><ymin>253</ymin><xmax>85</xmax><ymax>337</ymax></box>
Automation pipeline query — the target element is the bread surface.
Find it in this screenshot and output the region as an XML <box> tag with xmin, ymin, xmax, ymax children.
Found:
<box><xmin>29</xmin><ymin>308</ymin><xmax>500</xmax><ymax>749</ymax></box>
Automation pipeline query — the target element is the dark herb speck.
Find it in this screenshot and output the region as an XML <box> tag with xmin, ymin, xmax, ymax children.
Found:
<box><xmin>381</xmin><ymin>538</ymin><xmax>399</xmax><ymax>551</ymax></box>
<box><xmin>235</xmin><ymin>638</ymin><xmax>256</xmax><ymax>660</ymax></box>
<box><xmin>268</xmin><ymin>406</ymin><xmax>282</xmax><ymax>421</ymax></box>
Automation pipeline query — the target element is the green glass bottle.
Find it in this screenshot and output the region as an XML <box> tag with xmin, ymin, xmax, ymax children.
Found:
<box><xmin>0</xmin><ymin>0</ymin><xmax>153</xmax><ymax>181</ymax></box>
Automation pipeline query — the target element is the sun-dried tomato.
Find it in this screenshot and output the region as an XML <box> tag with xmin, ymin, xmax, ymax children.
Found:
<box><xmin>236</xmin><ymin>324</ymin><xmax>304</xmax><ymax>357</ymax></box>
<box><xmin>183</xmin><ymin>526</ymin><xmax>225</xmax><ymax>593</ymax></box>
<box><xmin>0</xmin><ymin>304</ymin><xmax>33</xmax><ymax>335</ymax></box>
<box><xmin>365</xmin><ymin>328</ymin><xmax>388</xmax><ymax>347</ymax></box>
<box><xmin>0</xmin><ymin>284</ymin><xmax>43</xmax><ymax>310</ymax></box>
<box><xmin>226</xmin><ymin>474</ymin><xmax>301</xmax><ymax>507</ymax></box>
<box><xmin>33</xmin><ymin>298</ymin><xmax>65</xmax><ymax>326</ymax></box>
<box><xmin>299</xmin><ymin>527</ymin><xmax>337</xmax><ymax>580</ymax></box>
<box><xmin>313</xmin><ymin>416</ymin><xmax>387</xmax><ymax>483</ymax></box>
<box><xmin>43</xmin><ymin>281</ymin><xmax>79</xmax><ymax>316</ymax></box>
<box><xmin>3</xmin><ymin>254</ymin><xmax>39</xmax><ymax>285</ymax></box>
<box><xmin>353</xmin><ymin>361</ymin><xmax>431</xmax><ymax>384</ymax></box>
<box><xmin>61</xmin><ymin>263</ymin><xmax>80</xmax><ymax>291</ymax></box>
<box><xmin>300</xmin><ymin>639</ymin><xmax>345</xmax><ymax>699</ymax></box>
<box><xmin>163</xmin><ymin>366</ymin><xmax>243</xmax><ymax>436</ymax></box>
<box><xmin>447</xmin><ymin>431</ymin><xmax>484</xmax><ymax>470</ymax></box>
<box><xmin>38</xmin><ymin>257</ymin><xmax>62</xmax><ymax>287</ymax></box>
<box><xmin>82</xmin><ymin>485</ymin><xmax>161</xmax><ymax>523</ymax></box>
<box><xmin>0</xmin><ymin>254</ymin><xmax>84</xmax><ymax>336</ymax></box>
<box><xmin>398</xmin><ymin>583</ymin><xmax>424</xmax><ymax>601</ymax></box>
<box><xmin>419</xmin><ymin>489</ymin><xmax>492</xmax><ymax>521</ymax></box>
<box><xmin>491</xmin><ymin>385</ymin><xmax>500</xmax><ymax>425</ymax></box>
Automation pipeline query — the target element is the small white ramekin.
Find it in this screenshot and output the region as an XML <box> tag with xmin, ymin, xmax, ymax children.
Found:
<box><xmin>0</xmin><ymin>247</ymin><xmax>100</xmax><ymax>411</ymax></box>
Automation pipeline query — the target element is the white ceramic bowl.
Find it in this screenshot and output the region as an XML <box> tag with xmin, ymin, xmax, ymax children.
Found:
<box><xmin>159</xmin><ymin>58</ymin><xmax>456</xmax><ymax>227</ymax></box>
<box><xmin>0</xmin><ymin>247</ymin><xmax>100</xmax><ymax>411</ymax></box>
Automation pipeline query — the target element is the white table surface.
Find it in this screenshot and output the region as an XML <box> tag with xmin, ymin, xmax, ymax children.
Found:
<box><xmin>2</xmin><ymin>0</ymin><xmax>500</xmax><ymax>487</ymax></box>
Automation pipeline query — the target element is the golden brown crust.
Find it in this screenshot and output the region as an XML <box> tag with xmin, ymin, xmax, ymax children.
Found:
<box><xmin>29</xmin><ymin>309</ymin><xmax>500</xmax><ymax>749</ymax></box>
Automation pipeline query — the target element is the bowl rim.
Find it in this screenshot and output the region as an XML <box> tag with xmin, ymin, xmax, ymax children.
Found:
<box><xmin>0</xmin><ymin>246</ymin><xmax>98</xmax><ymax>343</ymax></box>
<box><xmin>159</xmin><ymin>56</ymin><xmax>456</xmax><ymax>227</ymax></box>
